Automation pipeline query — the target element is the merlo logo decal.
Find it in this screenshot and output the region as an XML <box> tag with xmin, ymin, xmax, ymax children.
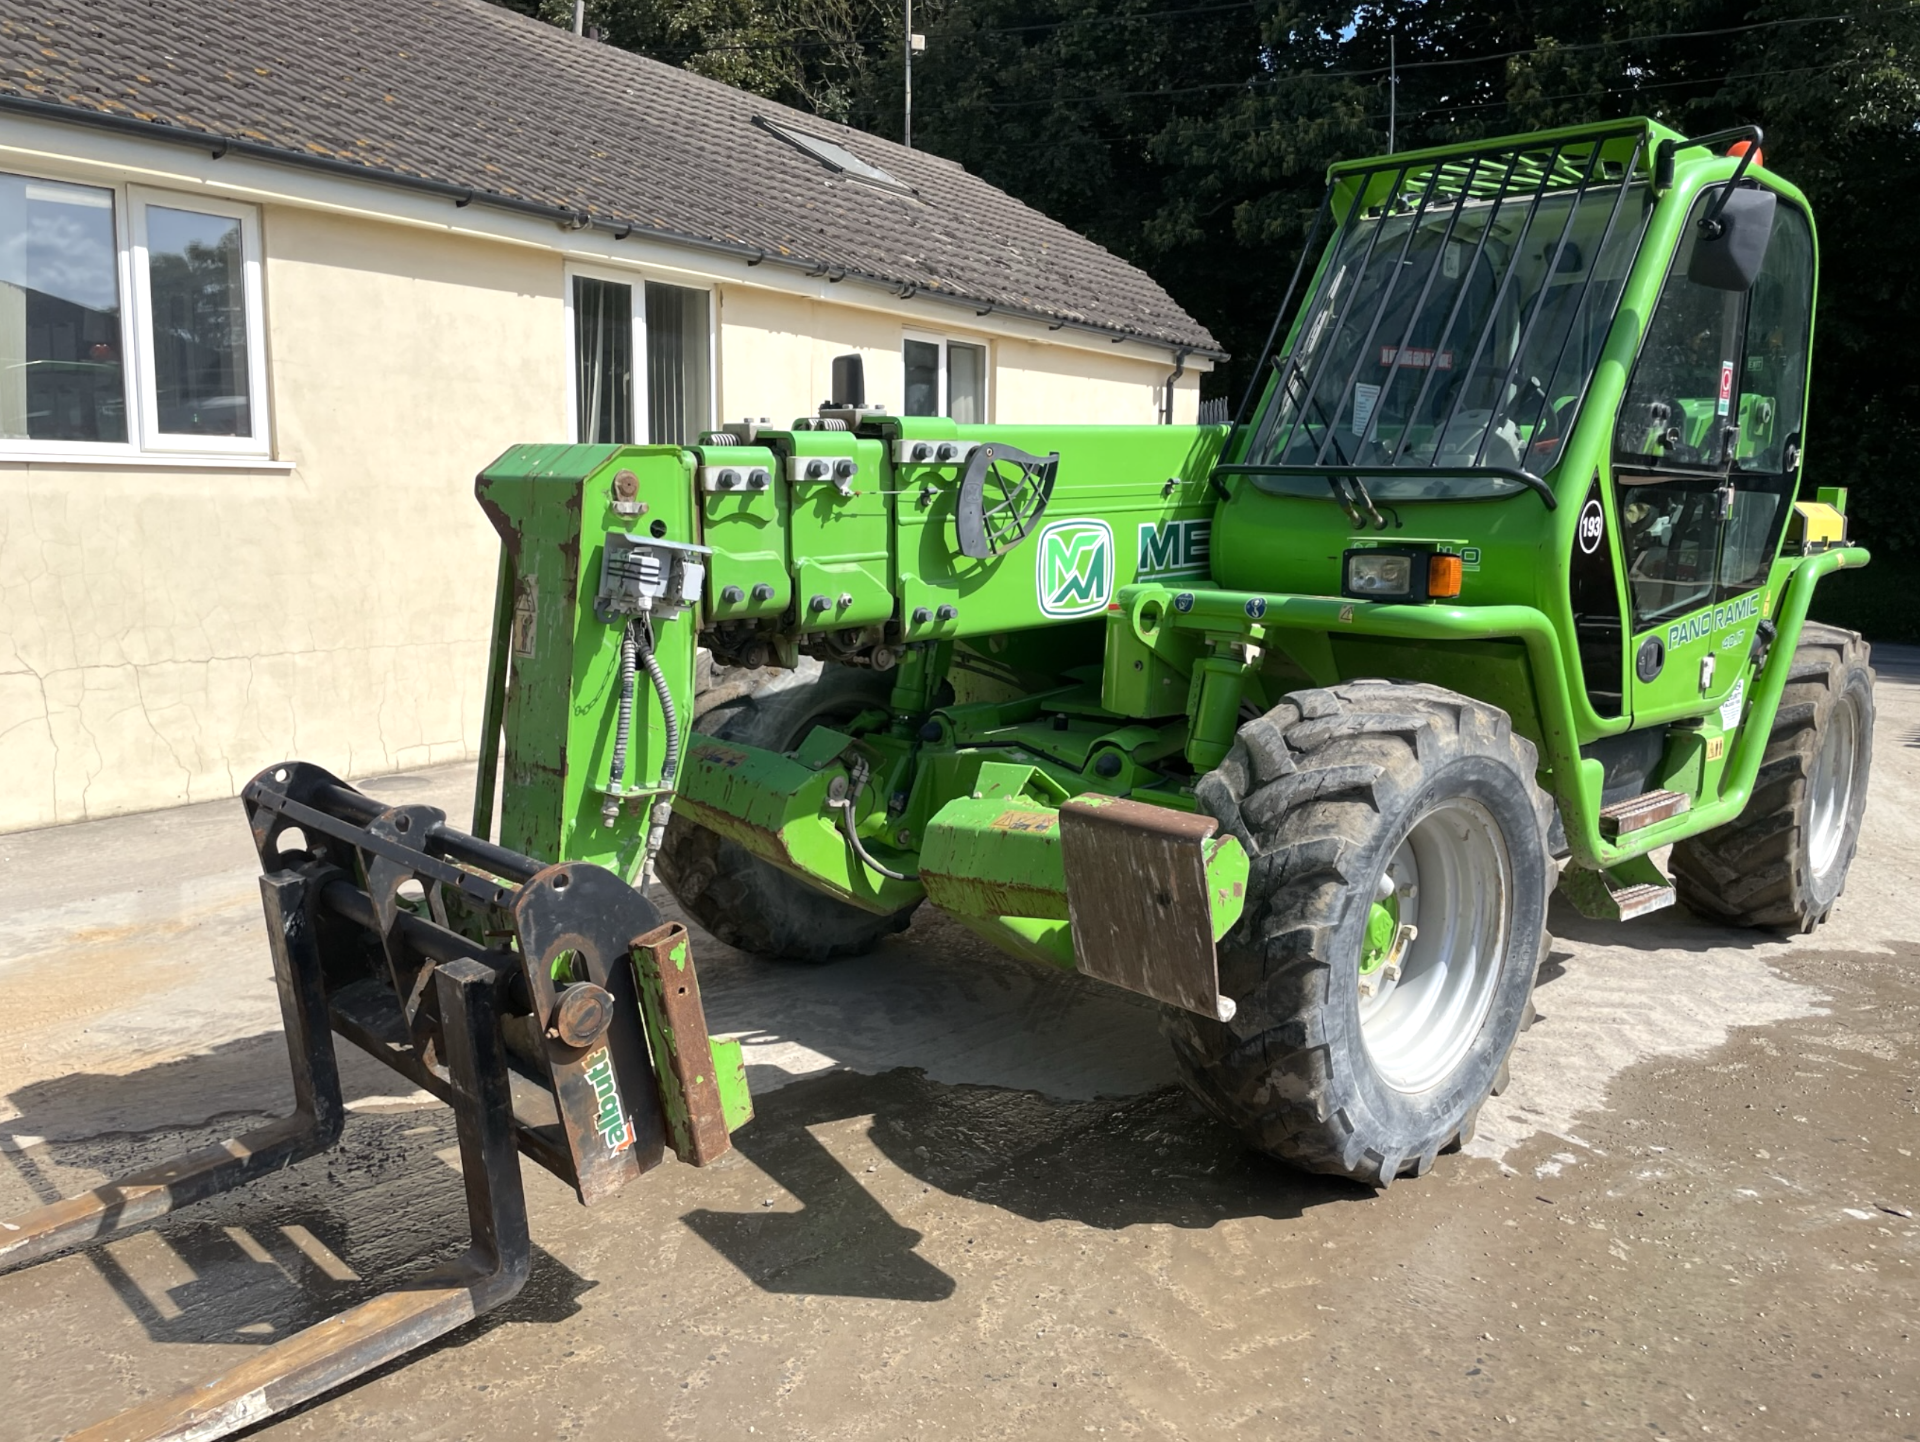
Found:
<box><xmin>1036</xmin><ymin>519</ymin><xmax>1114</xmax><ymax>618</ymax></box>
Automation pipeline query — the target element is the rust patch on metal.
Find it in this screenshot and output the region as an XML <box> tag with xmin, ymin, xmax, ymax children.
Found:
<box><xmin>631</xmin><ymin>922</ymin><xmax>733</xmax><ymax>1167</ymax></box>
<box><xmin>991</xmin><ymin>809</ymin><xmax>1058</xmax><ymax>834</ymax></box>
<box><xmin>1059</xmin><ymin>796</ymin><xmax>1225</xmax><ymax>1019</ymax></box>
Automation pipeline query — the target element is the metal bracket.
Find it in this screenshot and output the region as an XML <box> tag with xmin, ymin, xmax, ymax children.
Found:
<box><xmin>1058</xmin><ymin>795</ymin><xmax>1238</xmax><ymax>1022</ymax></box>
<box><xmin>954</xmin><ymin>441</ymin><xmax>1059</xmax><ymax>559</ymax></box>
<box><xmin>894</xmin><ymin>438</ymin><xmax>980</xmax><ymax>466</ymax></box>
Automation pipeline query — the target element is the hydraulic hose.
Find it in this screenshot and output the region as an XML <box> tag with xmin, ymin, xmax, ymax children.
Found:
<box><xmin>602</xmin><ymin>623</ymin><xmax>639</xmax><ymax>827</ymax></box>
<box><xmin>635</xmin><ymin>631</ymin><xmax>680</xmax><ymax>888</ymax></box>
<box><xmin>833</xmin><ymin>754</ymin><xmax>918</xmax><ymax>883</ymax></box>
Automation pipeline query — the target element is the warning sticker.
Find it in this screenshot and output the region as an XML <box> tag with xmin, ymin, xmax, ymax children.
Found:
<box><xmin>1719</xmin><ymin>675</ymin><xmax>1746</xmax><ymax>730</ymax></box>
<box><xmin>1352</xmin><ymin>382</ymin><xmax>1381</xmax><ymax>437</ymax></box>
<box><xmin>1717</xmin><ymin>359</ymin><xmax>1735</xmax><ymax>417</ymax></box>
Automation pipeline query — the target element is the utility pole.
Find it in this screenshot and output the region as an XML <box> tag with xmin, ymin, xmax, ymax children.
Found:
<box><xmin>904</xmin><ymin>0</ymin><xmax>914</xmax><ymax>149</ymax></box>
<box><xmin>1387</xmin><ymin>33</ymin><xmax>1397</xmax><ymax>153</ymax></box>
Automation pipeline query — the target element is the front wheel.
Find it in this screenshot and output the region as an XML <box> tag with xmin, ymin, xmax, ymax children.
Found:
<box><xmin>1164</xmin><ymin>681</ymin><xmax>1555</xmax><ymax>1185</ymax></box>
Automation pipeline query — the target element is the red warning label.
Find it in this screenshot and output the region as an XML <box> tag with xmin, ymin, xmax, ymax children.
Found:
<box><xmin>1718</xmin><ymin>359</ymin><xmax>1735</xmax><ymax>416</ymax></box>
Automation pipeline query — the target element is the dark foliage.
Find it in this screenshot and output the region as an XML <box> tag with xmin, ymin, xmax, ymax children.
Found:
<box><xmin>510</xmin><ymin>0</ymin><xmax>1920</xmax><ymax>584</ymax></box>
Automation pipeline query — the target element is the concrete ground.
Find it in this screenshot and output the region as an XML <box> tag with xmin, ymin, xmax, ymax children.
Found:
<box><xmin>1</xmin><ymin>657</ymin><xmax>1917</xmax><ymax>1441</ymax></box>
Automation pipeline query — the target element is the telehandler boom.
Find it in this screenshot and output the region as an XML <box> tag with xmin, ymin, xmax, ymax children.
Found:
<box><xmin>3</xmin><ymin>117</ymin><xmax>1873</xmax><ymax>1440</ymax></box>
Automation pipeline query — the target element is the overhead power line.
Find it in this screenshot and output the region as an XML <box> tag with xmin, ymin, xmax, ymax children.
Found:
<box><xmin>979</xmin><ymin>8</ymin><xmax>1877</xmax><ymax>109</ymax></box>
<box><xmin>613</xmin><ymin>0</ymin><xmax>1263</xmax><ymax>61</ymax></box>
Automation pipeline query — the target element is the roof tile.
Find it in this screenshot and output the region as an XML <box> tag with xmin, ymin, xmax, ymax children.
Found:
<box><xmin>0</xmin><ymin>0</ymin><xmax>1217</xmax><ymax>352</ymax></box>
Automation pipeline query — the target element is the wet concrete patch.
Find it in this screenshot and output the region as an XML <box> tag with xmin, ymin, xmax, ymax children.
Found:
<box><xmin>1468</xmin><ymin>894</ymin><xmax>1829</xmax><ymax>1168</ymax></box>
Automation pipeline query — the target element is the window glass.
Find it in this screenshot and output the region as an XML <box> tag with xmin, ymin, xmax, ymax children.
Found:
<box><xmin>1613</xmin><ymin>193</ymin><xmax>1749</xmax><ymax>471</ymax></box>
<box><xmin>903</xmin><ymin>338</ymin><xmax>940</xmax><ymax>416</ymax></box>
<box><xmin>644</xmin><ymin>283</ymin><xmax>710</xmax><ymax>445</ymax></box>
<box><xmin>574</xmin><ymin>276</ymin><xmax>634</xmax><ymax>445</ymax></box>
<box><xmin>0</xmin><ymin>174</ymin><xmax>126</xmax><ymax>442</ymax></box>
<box><xmin>147</xmin><ymin>206</ymin><xmax>252</xmax><ymax>437</ymax></box>
<box><xmin>1718</xmin><ymin>205</ymin><xmax>1814</xmax><ymax>595</ymax></box>
<box><xmin>948</xmin><ymin>341</ymin><xmax>985</xmax><ymax>424</ymax></box>
<box><xmin>1620</xmin><ymin>480</ymin><xmax>1723</xmax><ymax>622</ymax></box>
<box><xmin>1735</xmin><ymin>207</ymin><xmax>1813</xmax><ymax>477</ymax></box>
<box><xmin>1251</xmin><ymin>170</ymin><xmax>1652</xmax><ymax>499</ymax></box>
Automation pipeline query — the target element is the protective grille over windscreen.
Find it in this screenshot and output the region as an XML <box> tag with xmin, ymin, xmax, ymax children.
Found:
<box><xmin>1246</xmin><ymin>128</ymin><xmax>1654</xmax><ymax>503</ymax></box>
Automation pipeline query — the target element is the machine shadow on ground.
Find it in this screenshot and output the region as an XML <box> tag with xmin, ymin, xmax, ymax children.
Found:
<box><xmin>1543</xmin><ymin>889</ymin><xmax>1780</xmax><ymax>956</ymax></box>
<box><xmin>682</xmin><ymin>1064</ymin><xmax>1365</xmax><ymax>1301</ymax></box>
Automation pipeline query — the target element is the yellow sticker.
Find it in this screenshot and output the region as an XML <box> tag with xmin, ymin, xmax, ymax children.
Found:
<box><xmin>1706</xmin><ymin>736</ymin><xmax>1726</xmax><ymax>761</ymax></box>
<box><xmin>1338</xmin><ymin>604</ymin><xmax>1355</xmax><ymax>623</ymax></box>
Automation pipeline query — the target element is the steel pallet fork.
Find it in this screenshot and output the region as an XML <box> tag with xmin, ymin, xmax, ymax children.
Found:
<box><xmin>0</xmin><ymin>762</ymin><xmax>748</xmax><ymax>1442</ymax></box>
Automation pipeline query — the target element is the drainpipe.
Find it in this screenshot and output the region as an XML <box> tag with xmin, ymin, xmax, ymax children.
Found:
<box><xmin>1161</xmin><ymin>348</ymin><xmax>1191</xmax><ymax>424</ymax></box>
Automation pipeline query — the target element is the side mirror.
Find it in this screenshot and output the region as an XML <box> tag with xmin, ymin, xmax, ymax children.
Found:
<box><xmin>1688</xmin><ymin>185</ymin><xmax>1777</xmax><ymax>292</ymax></box>
<box><xmin>830</xmin><ymin>353</ymin><xmax>866</xmax><ymax>408</ymax></box>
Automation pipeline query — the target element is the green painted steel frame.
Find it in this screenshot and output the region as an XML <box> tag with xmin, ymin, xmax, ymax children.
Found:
<box><xmin>464</xmin><ymin>117</ymin><xmax>1859</xmax><ymax>1084</ymax></box>
<box><xmin>1116</xmin><ymin>541</ymin><xmax>1865</xmax><ymax>868</ymax></box>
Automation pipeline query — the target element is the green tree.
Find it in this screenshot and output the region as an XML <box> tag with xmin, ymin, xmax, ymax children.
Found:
<box><xmin>499</xmin><ymin>0</ymin><xmax>898</xmax><ymax>120</ymax></box>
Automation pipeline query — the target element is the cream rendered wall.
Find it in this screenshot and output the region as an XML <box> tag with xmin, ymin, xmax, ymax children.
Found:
<box><xmin>0</xmin><ymin>170</ymin><xmax>1210</xmax><ymax>833</ymax></box>
<box><xmin>713</xmin><ymin>286</ymin><xmax>1200</xmax><ymax>426</ymax></box>
<box><xmin>0</xmin><ymin>205</ymin><xmax>564</xmax><ymax>831</ymax></box>
<box><xmin>992</xmin><ymin>334</ymin><xmax>1199</xmax><ymax>425</ymax></box>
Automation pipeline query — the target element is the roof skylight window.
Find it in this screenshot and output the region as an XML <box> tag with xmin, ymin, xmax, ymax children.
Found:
<box><xmin>757</xmin><ymin>117</ymin><xmax>912</xmax><ymax>195</ymax></box>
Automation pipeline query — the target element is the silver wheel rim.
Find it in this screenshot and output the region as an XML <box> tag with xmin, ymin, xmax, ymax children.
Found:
<box><xmin>1358</xmin><ymin>797</ymin><xmax>1512</xmax><ymax>1094</ymax></box>
<box><xmin>1808</xmin><ymin>690</ymin><xmax>1861</xmax><ymax>880</ymax></box>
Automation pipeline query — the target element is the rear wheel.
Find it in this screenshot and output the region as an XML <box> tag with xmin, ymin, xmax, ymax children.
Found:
<box><xmin>1673</xmin><ymin>623</ymin><xmax>1874</xmax><ymax>933</ymax></box>
<box><xmin>1164</xmin><ymin>681</ymin><xmax>1554</xmax><ymax>1185</ymax></box>
<box><xmin>655</xmin><ymin>660</ymin><xmax>920</xmax><ymax>961</ymax></box>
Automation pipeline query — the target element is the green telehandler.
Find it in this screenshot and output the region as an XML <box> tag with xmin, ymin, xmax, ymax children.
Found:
<box><xmin>2</xmin><ymin>117</ymin><xmax>1874</xmax><ymax>1439</ymax></box>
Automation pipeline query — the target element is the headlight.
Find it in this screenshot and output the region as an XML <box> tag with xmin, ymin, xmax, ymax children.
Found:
<box><xmin>1344</xmin><ymin>551</ymin><xmax>1415</xmax><ymax>598</ymax></box>
<box><xmin>1340</xmin><ymin>548</ymin><xmax>1464</xmax><ymax>602</ymax></box>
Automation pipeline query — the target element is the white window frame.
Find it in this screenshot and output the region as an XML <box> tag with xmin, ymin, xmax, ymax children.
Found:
<box><xmin>0</xmin><ymin>164</ymin><xmax>273</xmax><ymax>465</ymax></box>
<box><xmin>902</xmin><ymin>328</ymin><xmax>990</xmax><ymax>422</ymax></box>
<box><xmin>564</xmin><ymin>263</ymin><xmax>719</xmax><ymax>446</ymax></box>
<box><xmin>649</xmin><ymin>277</ymin><xmax>718</xmax><ymax>445</ymax></box>
<box><xmin>128</xmin><ymin>187</ymin><xmax>271</xmax><ymax>456</ymax></box>
<box><xmin>564</xmin><ymin>261</ymin><xmax>648</xmax><ymax>445</ymax></box>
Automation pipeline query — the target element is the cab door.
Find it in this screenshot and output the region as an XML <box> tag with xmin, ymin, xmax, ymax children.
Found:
<box><xmin>1610</xmin><ymin>186</ymin><xmax>1815</xmax><ymax>718</ymax></box>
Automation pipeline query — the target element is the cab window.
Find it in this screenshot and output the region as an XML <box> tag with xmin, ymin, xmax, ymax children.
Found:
<box><xmin>1719</xmin><ymin>205</ymin><xmax>1814</xmax><ymax>593</ymax></box>
<box><xmin>1614</xmin><ymin>187</ymin><xmax>1814</xmax><ymax>628</ymax></box>
<box><xmin>1614</xmin><ymin>192</ymin><xmax>1748</xmax><ymax>473</ymax></box>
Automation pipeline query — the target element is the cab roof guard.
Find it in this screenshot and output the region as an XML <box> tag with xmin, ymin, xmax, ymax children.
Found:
<box><xmin>1225</xmin><ymin>122</ymin><xmax>1667</xmax><ymax>509</ymax></box>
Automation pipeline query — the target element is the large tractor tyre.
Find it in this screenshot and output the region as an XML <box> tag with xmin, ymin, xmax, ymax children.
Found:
<box><xmin>1165</xmin><ymin>681</ymin><xmax>1555</xmax><ymax>1186</ymax></box>
<box><xmin>1672</xmin><ymin>623</ymin><xmax>1874</xmax><ymax>933</ymax></box>
<box><xmin>655</xmin><ymin>660</ymin><xmax>920</xmax><ymax>961</ymax></box>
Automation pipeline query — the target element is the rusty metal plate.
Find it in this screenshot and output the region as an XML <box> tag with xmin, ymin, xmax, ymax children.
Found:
<box><xmin>1058</xmin><ymin>796</ymin><xmax>1231</xmax><ymax>1021</ymax></box>
<box><xmin>513</xmin><ymin>864</ymin><xmax>667</xmax><ymax>1204</ymax></box>
<box><xmin>632</xmin><ymin>921</ymin><xmax>733</xmax><ymax>1167</ymax></box>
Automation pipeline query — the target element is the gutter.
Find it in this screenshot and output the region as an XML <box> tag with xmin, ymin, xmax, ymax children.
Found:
<box><xmin>1160</xmin><ymin>348</ymin><xmax>1190</xmax><ymax>424</ymax></box>
<box><xmin>0</xmin><ymin>92</ymin><xmax>1229</xmax><ymax>365</ymax></box>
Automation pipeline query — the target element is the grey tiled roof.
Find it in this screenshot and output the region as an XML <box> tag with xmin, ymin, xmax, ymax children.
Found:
<box><xmin>0</xmin><ymin>0</ymin><xmax>1221</xmax><ymax>354</ymax></box>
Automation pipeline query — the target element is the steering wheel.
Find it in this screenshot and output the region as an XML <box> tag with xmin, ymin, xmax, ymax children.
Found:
<box><xmin>1646</xmin><ymin>398</ymin><xmax>1700</xmax><ymax>464</ymax></box>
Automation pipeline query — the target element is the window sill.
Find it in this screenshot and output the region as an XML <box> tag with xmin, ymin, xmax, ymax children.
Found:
<box><xmin>0</xmin><ymin>449</ymin><xmax>293</xmax><ymax>471</ymax></box>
